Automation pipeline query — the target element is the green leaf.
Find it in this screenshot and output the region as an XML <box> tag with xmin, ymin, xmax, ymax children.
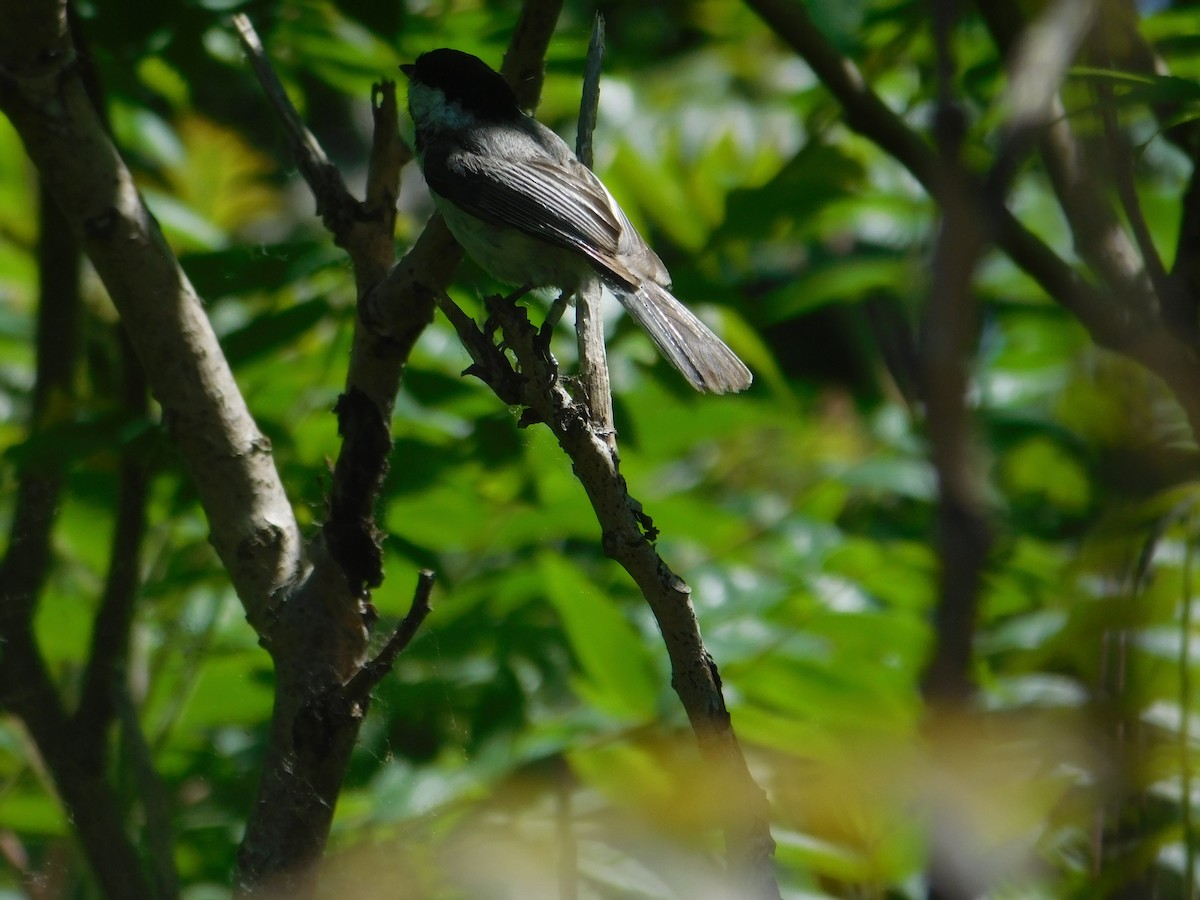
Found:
<box><xmin>760</xmin><ymin>255</ymin><xmax>918</xmax><ymax>322</ymax></box>
<box><xmin>538</xmin><ymin>554</ymin><xmax>659</xmax><ymax>720</ymax></box>
<box><xmin>720</xmin><ymin>141</ymin><xmax>866</xmax><ymax>242</ymax></box>
<box><xmin>0</xmin><ymin>789</ymin><xmax>69</xmax><ymax>835</ymax></box>
<box><xmin>219</xmin><ymin>298</ymin><xmax>331</xmax><ymax>366</ymax></box>
<box><xmin>1000</xmin><ymin>436</ymin><xmax>1091</xmax><ymax>515</ymax></box>
<box><xmin>173</xmin><ymin>654</ymin><xmax>274</xmax><ymax>732</ymax></box>
<box><xmin>1069</xmin><ymin>67</ymin><xmax>1200</xmax><ymax>107</ymax></box>
<box><xmin>181</xmin><ymin>242</ymin><xmax>340</xmax><ymax>301</ymax></box>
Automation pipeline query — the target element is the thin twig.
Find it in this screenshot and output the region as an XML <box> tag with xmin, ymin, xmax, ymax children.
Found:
<box><xmin>232</xmin><ymin>14</ymin><xmax>354</xmax><ymax>230</ymax></box>
<box><xmin>1094</xmin><ymin>71</ymin><xmax>1175</xmax><ymax>313</ymax></box>
<box><xmin>573</xmin><ymin>15</ymin><xmax>615</xmax><ymax>444</ymax></box>
<box><xmin>575</xmin><ymin>14</ymin><xmax>605</xmax><ymax>168</ymax></box>
<box><xmin>344</xmin><ymin>570</ymin><xmax>435</xmax><ymax>701</ymax></box>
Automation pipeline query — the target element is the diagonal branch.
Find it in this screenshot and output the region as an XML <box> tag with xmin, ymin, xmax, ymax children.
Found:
<box><xmin>449</xmin><ymin>288</ymin><xmax>779</xmax><ymax>897</ymax></box>
<box><xmin>342</xmin><ymin>569</ymin><xmax>435</xmax><ymax>705</ymax></box>
<box><xmin>0</xmin><ymin>0</ymin><xmax>304</xmax><ymax>635</ymax></box>
<box><xmin>746</xmin><ymin>0</ymin><xmax>1200</xmax><ymax>441</ymax></box>
<box><xmin>231</xmin><ymin>15</ymin><xmax>354</xmax><ymax>233</ymax></box>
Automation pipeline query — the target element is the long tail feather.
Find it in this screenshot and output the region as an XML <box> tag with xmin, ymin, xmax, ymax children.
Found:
<box><xmin>615</xmin><ymin>282</ymin><xmax>752</xmax><ymax>394</ymax></box>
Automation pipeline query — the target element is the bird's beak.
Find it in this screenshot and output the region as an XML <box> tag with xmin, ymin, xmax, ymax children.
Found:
<box><xmin>399</xmin><ymin>63</ymin><xmax>415</xmax><ymax>78</ymax></box>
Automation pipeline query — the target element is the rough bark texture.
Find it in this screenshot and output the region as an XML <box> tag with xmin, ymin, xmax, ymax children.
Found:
<box><xmin>0</xmin><ymin>0</ymin><xmax>304</xmax><ymax>633</ymax></box>
<box><xmin>230</xmin><ymin>3</ymin><xmax>566</xmax><ymax>893</ymax></box>
<box><xmin>440</xmin><ymin>288</ymin><xmax>780</xmax><ymax>897</ymax></box>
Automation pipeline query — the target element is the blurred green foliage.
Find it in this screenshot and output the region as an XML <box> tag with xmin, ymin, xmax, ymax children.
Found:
<box><xmin>2</xmin><ymin>0</ymin><xmax>1199</xmax><ymax>897</ymax></box>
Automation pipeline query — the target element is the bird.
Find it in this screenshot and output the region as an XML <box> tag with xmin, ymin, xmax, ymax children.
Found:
<box><xmin>400</xmin><ymin>48</ymin><xmax>752</xmax><ymax>394</ymax></box>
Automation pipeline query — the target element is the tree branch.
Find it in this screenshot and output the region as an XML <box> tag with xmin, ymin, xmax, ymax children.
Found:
<box><xmin>917</xmin><ymin>0</ymin><xmax>992</xmax><ymax>711</ymax></box>
<box><xmin>0</xmin><ymin>0</ymin><xmax>304</xmax><ymax>634</ymax></box>
<box><xmin>231</xmin><ymin>3</ymin><xmax>565</xmax><ymax>893</ymax></box>
<box><xmin>451</xmin><ymin>289</ymin><xmax>779</xmax><ymax>896</ymax></box>
<box><xmin>75</xmin><ymin>330</ymin><xmax>151</xmax><ymax>766</ymax></box>
<box><xmin>342</xmin><ymin>569</ymin><xmax>435</xmax><ymax>705</ymax></box>
<box><xmin>501</xmin><ymin>0</ymin><xmax>566</xmax><ymax>109</ymax></box>
<box><xmin>746</xmin><ymin>0</ymin><xmax>1200</xmax><ymax>441</ymax></box>
<box><xmin>0</xmin><ymin>181</ymin><xmax>77</xmax><ymax>629</ymax></box>
<box><xmin>573</xmin><ymin>16</ymin><xmax>615</xmax><ymax>446</ymax></box>
<box><xmin>0</xmin><ymin>170</ymin><xmax>156</xmax><ymax>900</ymax></box>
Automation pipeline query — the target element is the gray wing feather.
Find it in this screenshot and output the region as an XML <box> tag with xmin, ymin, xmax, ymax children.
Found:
<box><xmin>422</xmin><ymin>125</ymin><xmax>751</xmax><ymax>393</ymax></box>
<box><xmin>423</xmin><ymin>142</ymin><xmax>643</xmax><ymax>286</ymax></box>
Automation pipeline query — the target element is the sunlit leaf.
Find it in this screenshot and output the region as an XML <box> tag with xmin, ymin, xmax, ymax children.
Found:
<box><xmin>538</xmin><ymin>554</ymin><xmax>659</xmax><ymax>720</ymax></box>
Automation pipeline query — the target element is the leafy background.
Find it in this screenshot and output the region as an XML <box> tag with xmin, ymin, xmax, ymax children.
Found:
<box><xmin>1</xmin><ymin>0</ymin><xmax>1197</xmax><ymax>897</ymax></box>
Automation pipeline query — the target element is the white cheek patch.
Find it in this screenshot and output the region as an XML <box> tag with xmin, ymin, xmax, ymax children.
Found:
<box><xmin>408</xmin><ymin>83</ymin><xmax>477</xmax><ymax>131</ymax></box>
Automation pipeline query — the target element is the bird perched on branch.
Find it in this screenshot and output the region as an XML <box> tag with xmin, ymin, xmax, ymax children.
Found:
<box><xmin>401</xmin><ymin>48</ymin><xmax>752</xmax><ymax>394</ymax></box>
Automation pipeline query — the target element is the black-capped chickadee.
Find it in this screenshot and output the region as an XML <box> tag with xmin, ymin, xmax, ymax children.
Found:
<box><xmin>400</xmin><ymin>48</ymin><xmax>752</xmax><ymax>394</ymax></box>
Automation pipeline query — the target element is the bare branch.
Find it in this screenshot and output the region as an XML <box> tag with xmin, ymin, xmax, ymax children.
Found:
<box><xmin>918</xmin><ymin>0</ymin><xmax>993</xmax><ymax>709</ymax></box>
<box><xmin>232</xmin><ymin>13</ymin><xmax>348</xmax><ymax>219</ymax></box>
<box><xmin>343</xmin><ymin>569</ymin><xmax>435</xmax><ymax>702</ymax></box>
<box><xmin>747</xmin><ymin>0</ymin><xmax>1200</xmax><ymax>440</ymax></box>
<box><xmin>0</xmin><ymin>181</ymin><xmax>78</xmax><ymax>627</ymax></box>
<box><xmin>501</xmin><ymin>0</ymin><xmax>566</xmax><ymax>109</ymax></box>
<box><xmin>0</xmin><ymin>0</ymin><xmax>304</xmax><ymax>632</ymax></box>
<box><xmin>575</xmin><ymin>14</ymin><xmax>605</xmax><ymax>168</ymax></box>
<box><xmin>573</xmin><ymin>16</ymin><xmax>615</xmax><ymax>445</ymax></box>
<box><xmin>0</xmin><ymin>165</ymin><xmax>156</xmax><ymax>900</ymax></box>
<box><xmin>477</xmin><ymin>291</ymin><xmax>779</xmax><ymax>897</ymax></box>
<box><xmin>75</xmin><ymin>330</ymin><xmax>151</xmax><ymax>764</ymax></box>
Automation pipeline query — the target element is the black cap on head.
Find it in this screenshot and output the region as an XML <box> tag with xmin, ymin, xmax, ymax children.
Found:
<box><xmin>402</xmin><ymin>48</ymin><xmax>520</xmax><ymax>121</ymax></box>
